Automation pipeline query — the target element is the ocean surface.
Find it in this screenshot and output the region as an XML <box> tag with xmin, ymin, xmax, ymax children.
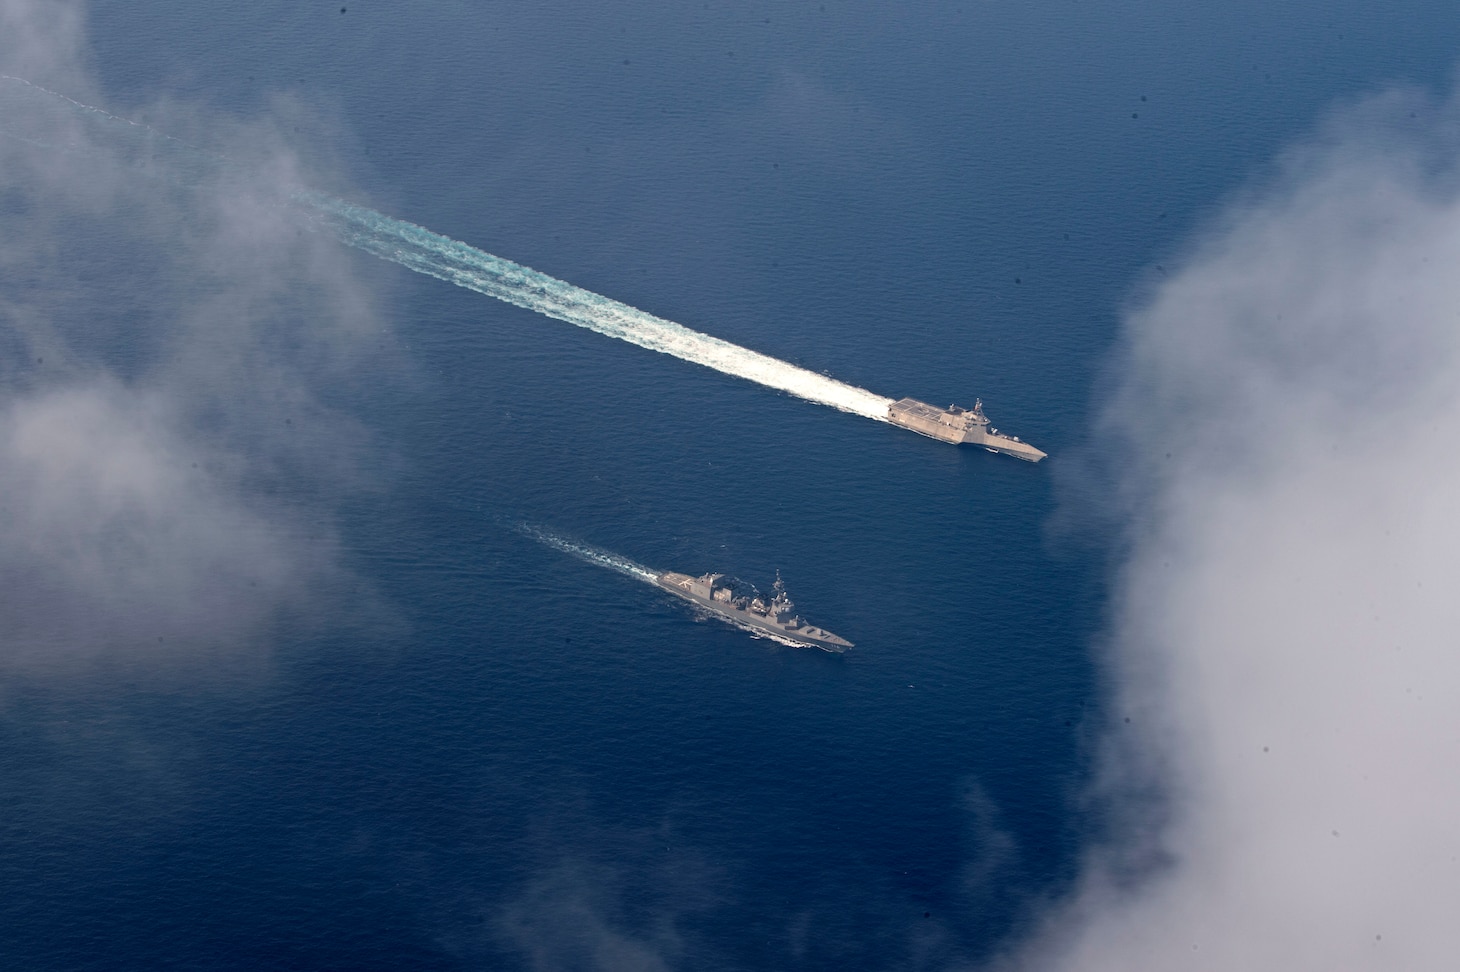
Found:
<box><xmin>5</xmin><ymin>1</ymin><xmax>1460</xmax><ymax>968</ymax></box>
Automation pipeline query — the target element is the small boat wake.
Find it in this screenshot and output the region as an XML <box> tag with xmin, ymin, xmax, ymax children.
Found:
<box><xmin>515</xmin><ymin>523</ymin><xmax>660</xmax><ymax>585</ymax></box>
<box><xmin>518</xmin><ymin>525</ymin><xmax>849</xmax><ymax>651</ymax></box>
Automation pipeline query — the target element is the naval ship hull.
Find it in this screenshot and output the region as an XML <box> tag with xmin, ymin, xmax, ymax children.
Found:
<box><xmin>655</xmin><ymin>572</ymin><xmax>853</xmax><ymax>652</ymax></box>
<box><xmin>887</xmin><ymin>398</ymin><xmax>1046</xmax><ymax>462</ymax></box>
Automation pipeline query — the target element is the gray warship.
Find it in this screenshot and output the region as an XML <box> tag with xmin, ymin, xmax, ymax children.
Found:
<box><xmin>887</xmin><ymin>397</ymin><xmax>1046</xmax><ymax>462</ymax></box>
<box><xmin>655</xmin><ymin>570</ymin><xmax>853</xmax><ymax>652</ymax></box>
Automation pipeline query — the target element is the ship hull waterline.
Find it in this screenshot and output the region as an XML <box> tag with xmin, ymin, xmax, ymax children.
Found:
<box><xmin>885</xmin><ymin>397</ymin><xmax>1047</xmax><ymax>462</ymax></box>
<box><xmin>894</xmin><ymin>420</ymin><xmax>1046</xmax><ymax>462</ymax></box>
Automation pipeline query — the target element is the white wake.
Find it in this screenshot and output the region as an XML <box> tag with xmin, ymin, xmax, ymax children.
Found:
<box><xmin>516</xmin><ymin>524</ymin><xmax>661</xmax><ymax>584</ymax></box>
<box><xmin>294</xmin><ymin>192</ymin><xmax>894</xmax><ymax>420</ymax></box>
<box><xmin>1</xmin><ymin>75</ymin><xmax>896</xmax><ymax>422</ymax></box>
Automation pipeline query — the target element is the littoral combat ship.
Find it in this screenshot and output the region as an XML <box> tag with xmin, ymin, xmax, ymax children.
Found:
<box><xmin>887</xmin><ymin>398</ymin><xmax>1046</xmax><ymax>462</ymax></box>
<box><xmin>655</xmin><ymin>570</ymin><xmax>853</xmax><ymax>652</ymax></box>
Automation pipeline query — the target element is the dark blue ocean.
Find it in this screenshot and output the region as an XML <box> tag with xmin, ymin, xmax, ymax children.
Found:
<box><xmin>5</xmin><ymin>2</ymin><xmax>1459</xmax><ymax>968</ymax></box>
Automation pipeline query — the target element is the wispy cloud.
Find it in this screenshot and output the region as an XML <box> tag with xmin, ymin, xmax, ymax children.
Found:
<box><xmin>0</xmin><ymin>0</ymin><xmax>389</xmax><ymax>673</ymax></box>
<box><xmin>420</xmin><ymin>803</ymin><xmax>727</xmax><ymax>972</ymax></box>
<box><xmin>0</xmin><ymin>0</ymin><xmax>84</xmax><ymax>91</ymax></box>
<box><xmin>496</xmin><ymin>858</ymin><xmax>690</xmax><ymax>972</ymax></box>
<box><xmin>1020</xmin><ymin>83</ymin><xmax>1460</xmax><ymax>969</ymax></box>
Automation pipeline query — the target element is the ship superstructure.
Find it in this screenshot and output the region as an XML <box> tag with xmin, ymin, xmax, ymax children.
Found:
<box><xmin>887</xmin><ymin>397</ymin><xmax>1046</xmax><ymax>462</ymax></box>
<box><xmin>655</xmin><ymin>570</ymin><xmax>853</xmax><ymax>652</ymax></box>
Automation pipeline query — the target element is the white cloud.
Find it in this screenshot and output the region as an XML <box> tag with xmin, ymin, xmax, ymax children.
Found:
<box><xmin>0</xmin><ymin>0</ymin><xmax>85</xmax><ymax>90</ymax></box>
<box><xmin>0</xmin><ymin>383</ymin><xmax>319</xmax><ymax>664</ymax></box>
<box><xmin>0</xmin><ymin>0</ymin><xmax>388</xmax><ymax>672</ymax></box>
<box><xmin>1021</xmin><ymin>85</ymin><xmax>1460</xmax><ymax>970</ymax></box>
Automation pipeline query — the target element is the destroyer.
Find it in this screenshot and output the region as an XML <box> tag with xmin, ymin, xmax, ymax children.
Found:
<box><xmin>887</xmin><ymin>398</ymin><xmax>1046</xmax><ymax>462</ymax></box>
<box><xmin>655</xmin><ymin>570</ymin><xmax>853</xmax><ymax>652</ymax></box>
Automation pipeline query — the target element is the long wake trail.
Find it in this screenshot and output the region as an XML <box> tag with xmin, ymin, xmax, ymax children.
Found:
<box><xmin>295</xmin><ymin>193</ymin><xmax>894</xmax><ymax>419</ymax></box>
<box><xmin>1</xmin><ymin>76</ymin><xmax>893</xmax><ymax>422</ymax></box>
